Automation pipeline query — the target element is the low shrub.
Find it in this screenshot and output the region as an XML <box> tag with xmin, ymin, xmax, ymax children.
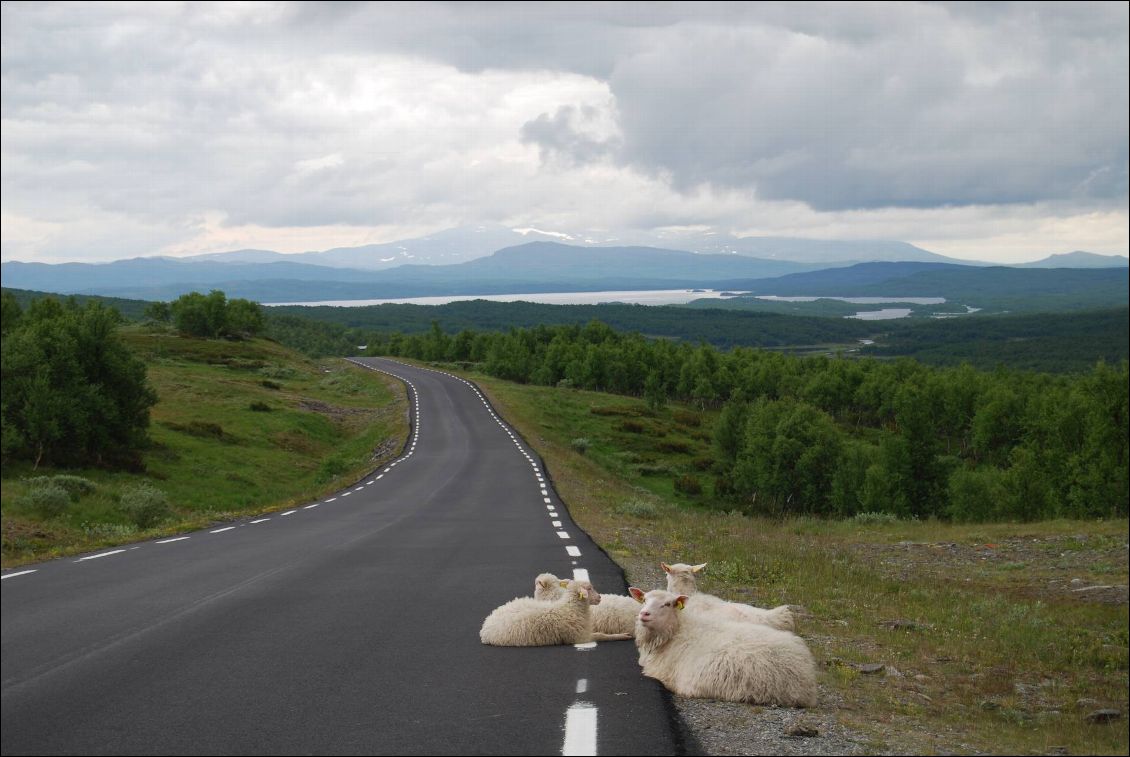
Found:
<box><xmin>570</xmin><ymin>437</ymin><xmax>591</xmax><ymax>455</ymax></box>
<box><xmin>674</xmin><ymin>474</ymin><xmax>703</xmax><ymax>495</ymax></box>
<box><xmin>249</xmin><ymin>401</ymin><xmax>272</xmax><ymax>412</ymax></box>
<box><xmin>119</xmin><ymin>484</ymin><xmax>173</xmax><ymax>529</ymax></box>
<box><xmin>19</xmin><ymin>483</ymin><xmax>72</xmax><ymax>518</ymax></box>
<box><xmin>852</xmin><ymin>511</ymin><xmax>901</xmax><ymax>525</ymax></box>
<box><xmin>614</xmin><ymin>498</ymin><xmax>664</xmax><ymax>520</ymax></box>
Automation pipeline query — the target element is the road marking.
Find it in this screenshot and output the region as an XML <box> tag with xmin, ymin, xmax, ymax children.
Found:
<box><xmin>354</xmin><ymin>486</ymin><xmax>365</xmax><ymax>491</ymax></box>
<box><xmin>552</xmin><ymin>520</ymin><xmax>562</xmax><ymax>527</ymax></box>
<box><xmin>557</xmin><ymin>531</ymin><xmax>570</xmax><ymax>539</ymax></box>
<box><xmin>75</xmin><ymin>549</ymin><xmax>126</xmax><ymax>562</ymax></box>
<box><xmin>573</xmin><ymin>568</ymin><xmax>590</xmax><ymax>582</ymax></box>
<box><xmin>155</xmin><ymin>537</ymin><xmax>190</xmax><ymax>544</ymax></box>
<box><xmin>341</xmin><ymin>492</ymin><xmax>352</xmax><ymax>497</ymax></box>
<box><xmin>544</xmin><ymin>497</ymin><xmax>552</xmax><ymax>503</ymax></box>
<box><xmin>563</xmin><ymin>701</ymin><xmax>598</xmax><ymax>755</ymax></box>
<box><xmin>566</xmin><ymin>546</ymin><xmax>581</xmax><ymax>557</ymax></box>
<box><xmin>1</xmin><ymin>570</ymin><xmax>37</xmax><ymax>580</ymax></box>
<box><xmin>303</xmin><ymin>503</ymin><xmax>320</xmax><ymax>509</ymax></box>
<box><xmin>573</xmin><ymin>641</ymin><xmax>597</xmax><ymax>651</ymax></box>
<box><xmin>281</xmin><ymin>510</ymin><xmax>297</xmax><ymax>516</ymax></box>
<box><xmin>326</xmin><ymin>497</ymin><xmax>338</xmax><ymax>502</ymax></box>
<box><xmin>250</xmin><ymin>518</ymin><xmax>270</xmax><ymax>524</ymax></box>
<box><xmin>211</xmin><ymin>526</ymin><xmax>236</xmax><ymax>533</ymax></box>
<box><xmin>575</xmin><ymin>678</ymin><xmax>588</xmax><ymax>694</ymax></box>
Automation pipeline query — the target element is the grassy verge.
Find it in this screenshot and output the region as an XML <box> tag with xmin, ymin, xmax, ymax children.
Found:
<box><xmin>1</xmin><ymin>328</ymin><xmax>408</xmax><ymax>566</ymax></box>
<box><xmin>428</xmin><ymin>361</ymin><xmax>1128</xmax><ymax>756</ymax></box>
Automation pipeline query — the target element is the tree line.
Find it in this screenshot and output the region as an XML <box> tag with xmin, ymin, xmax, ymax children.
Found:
<box><xmin>366</xmin><ymin>321</ymin><xmax>1128</xmax><ymax>521</ymax></box>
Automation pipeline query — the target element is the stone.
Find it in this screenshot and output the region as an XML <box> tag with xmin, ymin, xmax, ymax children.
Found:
<box><xmin>1085</xmin><ymin>709</ymin><xmax>1121</xmax><ymax>724</ymax></box>
<box><xmin>856</xmin><ymin>663</ymin><xmax>885</xmax><ymax>675</ymax></box>
<box><xmin>785</xmin><ymin>723</ymin><xmax>819</xmax><ymax>738</ymax></box>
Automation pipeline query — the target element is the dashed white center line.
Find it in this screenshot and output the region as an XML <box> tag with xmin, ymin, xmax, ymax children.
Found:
<box><xmin>155</xmin><ymin>536</ymin><xmax>190</xmax><ymax>544</ymax></box>
<box><xmin>566</xmin><ymin>546</ymin><xmax>582</xmax><ymax>557</ymax></box>
<box><xmin>326</xmin><ymin>497</ymin><xmax>338</xmax><ymax>502</ymax></box>
<box><xmin>556</xmin><ymin>531</ymin><xmax>570</xmax><ymax>539</ymax></box>
<box><xmin>303</xmin><ymin>503</ymin><xmax>320</xmax><ymax>509</ymax></box>
<box><xmin>281</xmin><ymin>510</ymin><xmax>297</xmax><ymax>516</ymax></box>
<box><xmin>552</xmin><ymin>520</ymin><xmax>562</xmax><ymax>527</ymax></box>
<box><xmin>1</xmin><ymin>570</ymin><xmax>37</xmax><ymax>580</ymax></box>
<box><xmin>573</xmin><ymin>568</ymin><xmax>590</xmax><ymax>582</ymax></box>
<box><xmin>341</xmin><ymin>492</ymin><xmax>352</xmax><ymax>497</ymax></box>
<box><xmin>250</xmin><ymin>518</ymin><xmax>270</xmax><ymax>524</ymax></box>
<box><xmin>211</xmin><ymin>526</ymin><xmax>236</xmax><ymax>533</ymax></box>
<box><xmin>544</xmin><ymin>497</ymin><xmax>552</xmax><ymax>504</ymax></box>
<box><xmin>75</xmin><ymin>549</ymin><xmax>126</xmax><ymax>562</ymax></box>
<box><xmin>575</xmin><ymin>678</ymin><xmax>588</xmax><ymax>694</ymax></box>
<box><xmin>563</xmin><ymin>702</ymin><xmax>598</xmax><ymax>755</ymax></box>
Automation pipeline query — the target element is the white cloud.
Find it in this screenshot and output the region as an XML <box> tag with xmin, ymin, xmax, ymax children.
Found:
<box><xmin>1</xmin><ymin>2</ymin><xmax>1127</xmax><ymax>264</ymax></box>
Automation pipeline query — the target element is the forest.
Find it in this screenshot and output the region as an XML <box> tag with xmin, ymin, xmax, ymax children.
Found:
<box><xmin>364</xmin><ymin>321</ymin><xmax>1128</xmax><ymax>522</ymax></box>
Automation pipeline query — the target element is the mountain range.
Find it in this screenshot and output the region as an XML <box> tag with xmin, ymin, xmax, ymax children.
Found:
<box><xmin>1</xmin><ymin>227</ymin><xmax>1126</xmax><ymax>303</ymax></box>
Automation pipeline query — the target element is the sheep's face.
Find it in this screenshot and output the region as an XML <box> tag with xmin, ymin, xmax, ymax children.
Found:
<box><xmin>661</xmin><ymin>562</ymin><xmax>706</xmax><ymax>594</ymax></box>
<box><xmin>534</xmin><ymin>573</ymin><xmax>563</xmax><ymax>601</ymax></box>
<box><xmin>629</xmin><ymin>588</ymin><xmax>687</xmax><ymax>632</ymax></box>
<box><xmin>564</xmin><ymin>579</ymin><xmax>601</xmax><ymax>605</ymax></box>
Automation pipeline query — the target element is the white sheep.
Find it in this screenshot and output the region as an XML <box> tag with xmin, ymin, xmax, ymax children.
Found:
<box><xmin>534</xmin><ymin>572</ymin><xmax>638</xmax><ymax>637</ymax></box>
<box><xmin>662</xmin><ymin>562</ymin><xmax>795</xmax><ymax>632</ymax></box>
<box><xmin>480</xmin><ymin>578</ymin><xmax>631</xmax><ymax>646</ymax></box>
<box><xmin>628</xmin><ymin>587</ymin><xmax>818</xmax><ymax>707</ymax></box>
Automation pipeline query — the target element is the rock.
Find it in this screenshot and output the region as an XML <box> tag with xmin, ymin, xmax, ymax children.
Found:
<box><xmin>1070</xmin><ymin>578</ymin><xmax>1084</xmax><ymax>586</ymax></box>
<box><xmin>1085</xmin><ymin>709</ymin><xmax>1121</xmax><ymax>724</ymax></box>
<box><xmin>1075</xmin><ymin>697</ymin><xmax>1100</xmax><ymax>710</ymax></box>
<box><xmin>785</xmin><ymin>722</ymin><xmax>819</xmax><ymax>738</ymax></box>
<box><xmin>856</xmin><ymin>663</ymin><xmax>885</xmax><ymax>675</ymax></box>
<box><xmin>914</xmin><ymin>674</ymin><xmax>930</xmax><ymax>682</ymax></box>
<box><xmin>878</xmin><ymin>619</ymin><xmax>930</xmax><ymax>631</ymax></box>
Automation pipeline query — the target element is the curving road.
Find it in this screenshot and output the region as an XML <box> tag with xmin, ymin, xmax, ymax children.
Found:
<box><xmin>1</xmin><ymin>357</ymin><xmax>694</xmax><ymax>756</ymax></box>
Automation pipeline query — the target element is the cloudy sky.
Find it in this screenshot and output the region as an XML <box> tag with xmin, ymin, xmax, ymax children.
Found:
<box><xmin>2</xmin><ymin>1</ymin><xmax>1127</xmax><ymax>264</ymax></box>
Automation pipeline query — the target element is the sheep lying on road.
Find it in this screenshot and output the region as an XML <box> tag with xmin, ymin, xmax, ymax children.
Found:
<box><xmin>629</xmin><ymin>587</ymin><xmax>818</xmax><ymax>707</ymax></box>
<box><xmin>480</xmin><ymin>578</ymin><xmax>632</xmax><ymax>646</ymax></box>
<box><xmin>662</xmin><ymin>562</ymin><xmax>794</xmax><ymax>632</ymax></box>
<box><xmin>534</xmin><ymin>572</ymin><xmax>637</xmax><ymax>637</ymax></box>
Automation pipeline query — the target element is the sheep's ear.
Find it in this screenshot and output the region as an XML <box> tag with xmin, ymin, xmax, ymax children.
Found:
<box><xmin>559</xmin><ymin>580</ymin><xmax>569</xmax><ymax>588</ymax></box>
<box><xmin>675</xmin><ymin>595</ymin><xmax>689</xmax><ymax>610</ymax></box>
<box><xmin>536</xmin><ymin>578</ymin><xmax>549</xmax><ymax>588</ymax></box>
<box><xmin>660</xmin><ymin>562</ymin><xmax>672</xmax><ymax>574</ymax></box>
<box><xmin>691</xmin><ymin>563</ymin><xmax>707</xmax><ymax>573</ymax></box>
<box><xmin>628</xmin><ymin>587</ymin><xmax>646</xmax><ymax>603</ymax></box>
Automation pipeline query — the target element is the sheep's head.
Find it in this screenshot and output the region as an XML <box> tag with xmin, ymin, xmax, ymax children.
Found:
<box><xmin>661</xmin><ymin>562</ymin><xmax>706</xmax><ymax>595</ymax></box>
<box><xmin>534</xmin><ymin>573</ymin><xmax>564</xmax><ymax>601</ymax></box>
<box><xmin>628</xmin><ymin>588</ymin><xmax>687</xmax><ymax>641</ymax></box>
<box><xmin>564</xmin><ymin>579</ymin><xmax>601</xmax><ymax>606</ymax></box>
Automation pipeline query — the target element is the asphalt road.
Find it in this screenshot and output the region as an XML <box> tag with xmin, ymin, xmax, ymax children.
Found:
<box><xmin>1</xmin><ymin>357</ymin><xmax>694</xmax><ymax>756</ymax></box>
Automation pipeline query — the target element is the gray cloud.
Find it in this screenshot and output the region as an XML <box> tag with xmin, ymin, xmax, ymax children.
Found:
<box><xmin>1</xmin><ymin>2</ymin><xmax>1127</xmax><ymax>263</ymax></box>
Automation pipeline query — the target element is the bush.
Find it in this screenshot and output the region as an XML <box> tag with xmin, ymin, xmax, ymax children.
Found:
<box><xmin>119</xmin><ymin>484</ymin><xmax>172</xmax><ymax>529</ymax></box>
<box><xmin>19</xmin><ymin>483</ymin><xmax>72</xmax><ymax>518</ymax></box>
<box><xmin>249</xmin><ymin>401</ymin><xmax>272</xmax><ymax>412</ymax></box>
<box><xmin>657</xmin><ymin>440</ymin><xmax>692</xmax><ymax>454</ymax></box>
<box><xmin>260</xmin><ymin>379</ymin><xmax>282</xmax><ymax>390</ymax></box>
<box><xmin>619</xmin><ymin>420</ymin><xmax>647</xmax><ymax>433</ymax></box>
<box><xmin>25</xmin><ymin>474</ymin><xmax>97</xmax><ymax>499</ymax></box>
<box><xmin>570</xmin><ymin>437</ymin><xmax>591</xmax><ymax>455</ymax></box>
<box><xmin>851</xmin><ymin>511</ymin><xmax>901</xmax><ymax>525</ymax></box>
<box><xmin>259</xmin><ymin>365</ymin><xmax>296</xmax><ymax>380</ymax></box>
<box><xmin>691</xmin><ymin>456</ymin><xmax>715</xmax><ymax>472</ymax></box>
<box><xmin>614</xmin><ymin>498</ymin><xmax>664</xmax><ymax>519</ymax></box>
<box><xmin>674</xmin><ymin>474</ymin><xmax>703</xmax><ymax>495</ymax></box>
<box><xmin>672</xmin><ymin>409</ymin><xmax>702</xmax><ymax>427</ymax></box>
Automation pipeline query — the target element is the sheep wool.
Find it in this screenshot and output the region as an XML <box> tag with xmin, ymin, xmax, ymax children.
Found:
<box><xmin>629</xmin><ymin>588</ymin><xmax>818</xmax><ymax>708</ymax></box>
<box><xmin>662</xmin><ymin>562</ymin><xmax>795</xmax><ymax>632</ymax></box>
<box><xmin>480</xmin><ymin>579</ymin><xmax>598</xmax><ymax>646</ymax></box>
<box><xmin>533</xmin><ymin>572</ymin><xmax>637</xmax><ymax>636</ymax></box>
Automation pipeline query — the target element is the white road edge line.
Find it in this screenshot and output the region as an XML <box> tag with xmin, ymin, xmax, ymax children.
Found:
<box><xmin>1</xmin><ymin>570</ymin><xmax>38</xmax><ymax>580</ymax></box>
<box><xmin>250</xmin><ymin>518</ymin><xmax>270</xmax><ymax>524</ymax></box>
<box><xmin>75</xmin><ymin>549</ymin><xmax>126</xmax><ymax>562</ymax></box>
<box><xmin>155</xmin><ymin>537</ymin><xmax>190</xmax><ymax>544</ymax></box>
<box><xmin>211</xmin><ymin>526</ymin><xmax>236</xmax><ymax>533</ymax></box>
<box><xmin>566</xmin><ymin>546</ymin><xmax>582</xmax><ymax>557</ymax></box>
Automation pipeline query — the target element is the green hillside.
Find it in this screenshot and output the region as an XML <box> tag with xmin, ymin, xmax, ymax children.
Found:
<box><xmin>1</xmin><ymin>326</ymin><xmax>408</xmax><ymax>566</ymax></box>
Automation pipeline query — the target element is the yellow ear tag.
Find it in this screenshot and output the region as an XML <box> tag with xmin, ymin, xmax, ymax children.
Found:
<box><xmin>559</xmin><ymin>580</ymin><xmax>569</xmax><ymax>588</ymax></box>
<box><xmin>675</xmin><ymin>599</ymin><xmax>685</xmax><ymax>610</ymax></box>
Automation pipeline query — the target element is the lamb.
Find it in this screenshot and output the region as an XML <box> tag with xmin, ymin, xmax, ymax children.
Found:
<box><xmin>480</xmin><ymin>578</ymin><xmax>632</xmax><ymax>646</ymax></box>
<box><xmin>662</xmin><ymin>562</ymin><xmax>795</xmax><ymax>632</ymax></box>
<box><xmin>628</xmin><ymin>587</ymin><xmax>818</xmax><ymax>707</ymax></box>
<box><xmin>534</xmin><ymin>572</ymin><xmax>638</xmax><ymax>637</ymax></box>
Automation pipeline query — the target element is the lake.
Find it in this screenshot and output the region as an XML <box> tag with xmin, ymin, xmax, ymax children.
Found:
<box><xmin>263</xmin><ymin>289</ymin><xmax>737</xmax><ymax>307</ymax></box>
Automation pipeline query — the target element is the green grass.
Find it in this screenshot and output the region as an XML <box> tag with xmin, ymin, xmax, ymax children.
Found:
<box><xmin>421</xmin><ymin>359</ymin><xmax>1128</xmax><ymax>756</ymax></box>
<box><xmin>1</xmin><ymin>327</ymin><xmax>408</xmax><ymax>566</ymax></box>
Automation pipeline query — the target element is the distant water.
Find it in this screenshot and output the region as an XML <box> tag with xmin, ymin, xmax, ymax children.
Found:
<box><xmin>263</xmin><ymin>289</ymin><xmax>736</xmax><ymax>307</ymax></box>
<box><xmin>848</xmin><ymin>308</ymin><xmax>914</xmax><ymax>320</ymax></box>
<box><xmin>756</xmin><ymin>295</ymin><xmax>946</xmax><ymax>305</ymax></box>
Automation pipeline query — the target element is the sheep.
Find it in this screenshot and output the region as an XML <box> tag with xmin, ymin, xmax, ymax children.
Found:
<box><xmin>628</xmin><ymin>587</ymin><xmax>818</xmax><ymax>707</ymax></box>
<box><xmin>662</xmin><ymin>562</ymin><xmax>795</xmax><ymax>632</ymax></box>
<box><xmin>480</xmin><ymin>578</ymin><xmax>632</xmax><ymax>646</ymax></box>
<box><xmin>534</xmin><ymin>572</ymin><xmax>638</xmax><ymax>637</ymax></box>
